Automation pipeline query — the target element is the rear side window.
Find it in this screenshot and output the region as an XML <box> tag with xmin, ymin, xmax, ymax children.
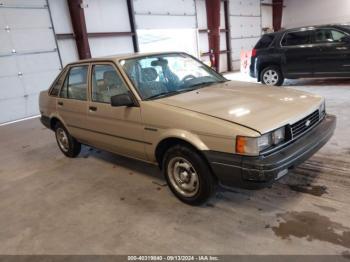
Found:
<box><xmin>281</xmin><ymin>31</ymin><xmax>312</xmax><ymax>46</ymax></box>
<box><xmin>255</xmin><ymin>35</ymin><xmax>275</xmax><ymax>49</ymax></box>
<box><xmin>60</xmin><ymin>66</ymin><xmax>88</xmax><ymax>101</ymax></box>
<box><xmin>49</xmin><ymin>69</ymin><xmax>67</xmax><ymax>97</ymax></box>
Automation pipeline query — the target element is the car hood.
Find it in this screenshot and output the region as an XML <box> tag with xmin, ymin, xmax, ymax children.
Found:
<box><xmin>155</xmin><ymin>81</ymin><xmax>323</xmax><ymax>134</ymax></box>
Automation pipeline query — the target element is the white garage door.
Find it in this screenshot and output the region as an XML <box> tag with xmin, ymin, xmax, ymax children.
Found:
<box><xmin>133</xmin><ymin>0</ymin><xmax>199</xmax><ymax>57</ymax></box>
<box><xmin>229</xmin><ymin>0</ymin><xmax>261</xmax><ymax>71</ymax></box>
<box><xmin>0</xmin><ymin>0</ymin><xmax>61</xmax><ymax>124</ymax></box>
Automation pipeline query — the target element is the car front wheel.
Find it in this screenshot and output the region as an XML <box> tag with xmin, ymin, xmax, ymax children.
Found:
<box><xmin>261</xmin><ymin>66</ymin><xmax>284</xmax><ymax>86</ymax></box>
<box><xmin>163</xmin><ymin>145</ymin><xmax>215</xmax><ymax>205</ymax></box>
<box><xmin>55</xmin><ymin>122</ymin><xmax>81</xmax><ymax>158</ymax></box>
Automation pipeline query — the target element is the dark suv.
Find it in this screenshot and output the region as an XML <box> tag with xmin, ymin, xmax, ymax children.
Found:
<box><xmin>250</xmin><ymin>24</ymin><xmax>350</xmax><ymax>86</ymax></box>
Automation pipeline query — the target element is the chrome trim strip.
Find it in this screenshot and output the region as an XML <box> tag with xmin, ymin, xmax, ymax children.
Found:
<box><xmin>68</xmin><ymin>124</ymin><xmax>152</xmax><ymax>145</ymax></box>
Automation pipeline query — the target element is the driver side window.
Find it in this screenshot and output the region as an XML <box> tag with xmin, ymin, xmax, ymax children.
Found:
<box><xmin>314</xmin><ymin>29</ymin><xmax>347</xmax><ymax>43</ymax></box>
<box><xmin>91</xmin><ymin>64</ymin><xmax>129</xmax><ymax>103</ymax></box>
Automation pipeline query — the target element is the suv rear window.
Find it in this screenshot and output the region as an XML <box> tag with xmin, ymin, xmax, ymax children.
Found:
<box><xmin>281</xmin><ymin>30</ymin><xmax>312</xmax><ymax>46</ymax></box>
<box><xmin>255</xmin><ymin>35</ymin><xmax>275</xmax><ymax>49</ymax></box>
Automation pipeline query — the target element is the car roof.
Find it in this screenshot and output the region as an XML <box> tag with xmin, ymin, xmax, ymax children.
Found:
<box><xmin>281</xmin><ymin>24</ymin><xmax>350</xmax><ymax>33</ymax></box>
<box><xmin>66</xmin><ymin>51</ymin><xmax>187</xmax><ymax>66</ymax></box>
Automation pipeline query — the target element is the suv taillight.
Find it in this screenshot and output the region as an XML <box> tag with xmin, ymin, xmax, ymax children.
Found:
<box><xmin>251</xmin><ymin>48</ymin><xmax>257</xmax><ymax>57</ymax></box>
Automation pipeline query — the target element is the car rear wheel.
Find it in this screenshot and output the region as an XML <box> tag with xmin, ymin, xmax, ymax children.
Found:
<box><xmin>163</xmin><ymin>144</ymin><xmax>216</xmax><ymax>205</ymax></box>
<box><xmin>261</xmin><ymin>66</ymin><xmax>284</xmax><ymax>86</ymax></box>
<box><xmin>55</xmin><ymin>122</ymin><xmax>81</xmax><ymax>158</ymax></box>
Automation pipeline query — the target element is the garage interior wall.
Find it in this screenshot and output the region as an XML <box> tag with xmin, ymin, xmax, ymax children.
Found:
<box><xmin>0</xmin><ymin>0</ymin><xmax>268</xmax><ymax>124</ymax></box>
<box><xmin>0</xmin><ymin>0</ymin><xmax>62</xmax><ymax>124</ymax></box>
<box><xmin>134</xmin><ymin>0</ymin><xmax>199</xmax><ymax>59</ymax></box>
<box><xmin>84</xmin><ymin>0</ymin><xmax>134</xmax><ymax>57</ymax></box>
<box><xmin>261</xmin><ymin>0</ymin><xmax>273</xmax><ymax>31</ymax></box>
<box><xmin>196</xmin><ymin>0</ymin><xmax>228</xmax><ymax>72</ymax></box>
<box><xmin>282</xmin><ymin>0</ymin><xmax>350</xmax><ymax>29</ymax></box>
<box><xmin>229</xmin><ymin>0</ymin><xmax>262</xmax><ymax>71</ymax></box>
<box><xmin>48</xmin><ymin>0</ymin><xmax>78</xmax><ymax>65</ymax></box>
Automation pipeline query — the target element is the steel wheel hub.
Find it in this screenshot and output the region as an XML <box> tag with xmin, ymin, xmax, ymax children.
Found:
<box><xmin>167</xmin><ymin>157</ymin><xmax>199</xmax><ymax>197</ymax></box>
<box><xmin>263</xmin><ymin>70</ymin><xmax>279</xmax><ymax>85</ymax></box>
<box><xmin>56</xmin><ymin>128</ymin><xmax>69</xmax><ymax>152</ymax></box>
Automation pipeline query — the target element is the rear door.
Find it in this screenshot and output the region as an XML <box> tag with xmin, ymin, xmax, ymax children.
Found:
<box><xmin>310</xmin><ymin>28</ymin><xmax>350</xmax><ymax>75</ymax></box>
<box><xmin>85</xmin><ymin>62</ymin><xmax>146</xmax><ymax>160</ymax></box>
<box><xmin>280</xmin><ymin>29</ymin><xmax>316</xmax><ymax>77</ymax></box>
<box><xmin>57</xmin><ymin>64</ymin><xmax>89</xmax><ymax>140</ymax></box>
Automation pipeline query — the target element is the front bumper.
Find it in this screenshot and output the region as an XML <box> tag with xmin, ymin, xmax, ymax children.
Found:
<box><xmin>204</xmin><ymin>114</ymin><xmax>336</xmax><ymax>188</ymax></box>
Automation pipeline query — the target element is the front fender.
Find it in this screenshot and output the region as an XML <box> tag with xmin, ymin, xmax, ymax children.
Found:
<box><xmin>145</xmin><ymin>128</ymin><xmax>209</xmax><ymax>163</ymax></box>
<box><xmin>156</xmin><ymin>129</ymin><xmax>209</xmax><ymax>151</ymax></box>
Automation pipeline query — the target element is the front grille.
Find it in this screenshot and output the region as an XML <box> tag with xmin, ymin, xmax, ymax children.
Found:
<box><xmin>290</xmin><ymin>110</ymin><xmax>320</xmax><ymax>139</ymax></box>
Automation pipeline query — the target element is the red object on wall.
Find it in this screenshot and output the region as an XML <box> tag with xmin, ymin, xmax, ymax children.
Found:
<box><xmin>272</xmin><ymin>0</ymin><xmax>283</xmax><ymax>32</ymax></box>
<box><xmin>67</xmin><ymin>0</ymin><xmax>91</xmax><ymax>59</ymax></box>
<box><xmin>240</xmin><ymin>50</ymin><xmax>252</xmax><ymax>74</ymax></box>
<box><xmin>205</xmin><ymin>0</ymin><xmax>221</xmax><ymax>72</ymax></box>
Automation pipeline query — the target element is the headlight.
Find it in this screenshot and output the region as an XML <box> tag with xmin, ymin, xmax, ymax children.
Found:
<box><xmin>236</xmin><ymin>127</ymin><xmax>285</xmax><ymax>155</ymax></box>
<box><xmin>319</xmin><ymin>100</ymin><xmax>326</xmax><ymax>117</ymax></box>
<box><xmin>272</xmin><ymin>127</ymin><xmax>285</xmax><ymax>145</ymax></box>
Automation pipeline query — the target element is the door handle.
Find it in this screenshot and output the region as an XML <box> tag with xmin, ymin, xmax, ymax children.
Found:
<box><xmin>57</xmin><ymin>101</ymin><xmax>63</xmax><ymax>106</ymax></box>
<box><xmin>89</xmin><ymin>106</ymin><xmax>97</xmax><ymax>112</ymax></box>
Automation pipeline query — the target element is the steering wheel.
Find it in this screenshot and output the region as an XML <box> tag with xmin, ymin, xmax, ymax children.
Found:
<box><xmin>181</xmin><ymin>75</ymin><xmax>196</xmax><ymax>82</ymax></box>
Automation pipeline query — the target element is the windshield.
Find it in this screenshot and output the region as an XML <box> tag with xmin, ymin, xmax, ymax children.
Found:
<box><xmin>120</xmin><ymin>53</ymin><xmax>227</xmax><ymax>100</ymax></box>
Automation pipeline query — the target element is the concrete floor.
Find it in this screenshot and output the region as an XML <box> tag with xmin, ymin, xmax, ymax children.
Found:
<box><xmin>0</xmin><ymin>75</ymin><xmax>350</xmax><ymax>255</ymax></box>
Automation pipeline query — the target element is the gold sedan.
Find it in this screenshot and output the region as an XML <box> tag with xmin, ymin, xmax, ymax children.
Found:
<box><xmin>39</xmin><ymin>52</ymin><xmax>336</xmax><ymax>205</ymax></box>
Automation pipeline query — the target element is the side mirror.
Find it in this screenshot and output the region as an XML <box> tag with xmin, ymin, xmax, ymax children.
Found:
<box><xmin>111</xmin><ymin>93</ymin><xmax>134</xmax><ymax>107</ymax></box>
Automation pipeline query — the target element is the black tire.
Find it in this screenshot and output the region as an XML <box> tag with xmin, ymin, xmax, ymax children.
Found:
<box><xmin>260</xmin><ymin>66</ymin><xmax>284</xmax><ymax>86</ymax></box>
<box><xmin>162</xmin><ymin>144</ymin><xmax>216</xmax><ymax>205</ymax></box>
<box><xmin>54</xmin><ymin>122</ymin><xmax>81</xmax><ymax>158</ymax></box>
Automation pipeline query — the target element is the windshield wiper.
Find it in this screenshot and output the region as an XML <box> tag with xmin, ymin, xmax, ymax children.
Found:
<box><xmin>144</xmin><ymin>80</ymin><xmax>228</xmax><ymax>101</ymax></box>
<box><xmin>188</xmin><ymin>80</ymin><xmax>226</xmax><ymax>89</ymax></box>
<box><xmin>144</xmin><ymin>88</ymin><xmax>196</xmax><ymax>101</ymax></box>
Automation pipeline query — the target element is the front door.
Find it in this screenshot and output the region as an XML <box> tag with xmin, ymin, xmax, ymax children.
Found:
<box><xmin>57</xmin><ymin>65</ymin><xmax>89</xmax><ymax>140</ymax></box>
<box><xmin>85</xmin><ymin>63</ymin><xmax>146</xmax><ymax>160</ymax></box>
<box><xmin>311</xmin><ymin>28</ymin><xmax>350</xmax><ymax>75</ymax></box>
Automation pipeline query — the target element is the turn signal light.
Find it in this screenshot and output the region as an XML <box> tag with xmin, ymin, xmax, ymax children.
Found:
<box><xmin>236</xmin><ymin>136</ymin><xmax>246</xmax><ymax>154</ymax></box>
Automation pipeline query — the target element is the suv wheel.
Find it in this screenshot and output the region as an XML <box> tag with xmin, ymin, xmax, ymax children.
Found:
<box><xmin>261</xmin><ymin>66</ymin><xmax>284</xmax><ymax>86</ymax></box>
<box><xmin>55</xmin><ymin>122</ymin><xmax>81</xmax><ymax>158</ymax></box>
<box><xmin>163</xmin><ymin>145</ymin><xmax>215</xmax><ymax>205</ymax></box>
